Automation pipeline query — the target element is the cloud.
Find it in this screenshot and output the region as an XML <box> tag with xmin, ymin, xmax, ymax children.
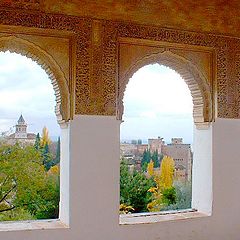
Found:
<box><xmin>121</xmin><ymin>64</ymin><xmax>194</xmax><ymax>143</ymax></box>
<box><xmin>0</xmin><ymin>51</ymin><xmax>60</xmax><ymax>137</ymax></box>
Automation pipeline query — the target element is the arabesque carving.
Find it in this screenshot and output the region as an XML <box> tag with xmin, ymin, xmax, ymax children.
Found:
<box><xmin>0</xmin><ymin>35</ymin><xmax>70</xmax><ymax>124</ymax></box>
<box><xmin>0</xmin><ymin>0</ymin><xmax>40</xmax><ymax>10</ymax></box>
<box><xmin>0</xmin><ymin>9</ymin><xmax>91</xmax><ymax>115</ymax></box>
<box><xmin>118</xmin><ymin>50</ymin><xmax>212</xmax><ymax>128</ymax></box>
<box><xmin>0</xmin><ymin>8</ymin><xmax>240</xmax><ymax>120</ymax></box>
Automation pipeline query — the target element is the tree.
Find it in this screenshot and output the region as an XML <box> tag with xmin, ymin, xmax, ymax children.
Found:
<box><xmin>42</xmin><ymin>143</ymin><xmax>52</xmax><ymax>170</ymax></box>
<box><xmin>53</xmin><ymin>137</ymin><xmax>60</xmax><ymax>165</ymax></box>
<box><xmin>40</xmin><ymin>126</ymin><xmax>51</xmax><ymax>148</ymax></box>
<box><xmin>147</xmin><ymin>156</ymin><xmax>176</xmax><ymax>212</ymax></box>
<box><xmin>151</xmin><ymin>150</ymin><xmax>159</xmax><ymax>168</ymax></box>
<box><xmin>38</xmin><ymin>127</ymin><xmax>54</xmax><ymax>170</ymax></box>
<box><xmin>160</xmin><ymin>181</ymin><xmax>191</xmax><ymax>211</ymax></box>
<box><xmin>34</xmin><ymin>133</ymin><xmax>41</xmax><ymax>150</ymax></box>
<box><xmin>159</xmin><ymin>156</ymin><xmax>175</xmax><ymax>189</ymax></box>
<box><xmin>141</xmin><ymin>149</ymin><xmax>151</xmax><ymax>171</ymax></box>
<box><xmin>147</xmin><ymin>160</ymin><xmax>154</xmax><ymax>176</ymax></box>
<box><xmin>120</xmin><ymin>159</ymin><xmax>155</xmax><ymax>213</ymax></box>
<box><xmin>0</xmin><ymin>144</ymin><xmax>60</xmax><ymax>220</ymax></box>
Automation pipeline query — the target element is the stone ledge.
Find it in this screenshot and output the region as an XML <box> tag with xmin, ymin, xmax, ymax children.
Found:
<box><xmin>0</xmin><ymin>219</ymin><xmax>69</xmax><ymax>232</ymax></box>
<box><xmin>119</xmin><ymin>209</ymin><xmax>209</xmax><ymax>225</ymax></box>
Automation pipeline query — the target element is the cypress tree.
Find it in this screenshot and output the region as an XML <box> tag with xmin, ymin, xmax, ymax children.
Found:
<box><xmin>54</xmin><ymin>137</ymin><xmax>60</xmax><ymax>165</ymax></box>
<box><xmin>42</xmin><ymin>143</ymin><xmax>51</xmax><ymax>170</ymax></box>
<box><xmin>34</xmin><ymin>133</ymin><xmax>41</xmax><ymax>151</ymax></box>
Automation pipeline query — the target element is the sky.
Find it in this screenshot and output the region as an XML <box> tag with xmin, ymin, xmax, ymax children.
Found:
<box><xmin>0</xmin><ymin>51</ymin><xmax>60</xmax><ymax>139</ymax></box>
<box><xmin>120</xmin><ymin>64</ymin><xmax>194</xmax><ymax>144</ymax></box>
<box><xmin>0</xmin><ymin>52</ymin><xmax>193</xmax><ymax>143</ymax></box>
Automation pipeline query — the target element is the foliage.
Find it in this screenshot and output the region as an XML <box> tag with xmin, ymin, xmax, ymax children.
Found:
<box><xmin>0</xmin><ymin>208</ymin><xmax>35</xmax><ymax>221</ymax></box>
<box><xmin>147</xmin><ymin>160</ymin><xmax>154</xmax><ymax>176</ymax></box>
<box><xmin>48</xmin><ymin>165</ymin><xmax>60</xmax><ymax>175</ymax></box>
<box><xmin>36</xmin><ymin>127</ymin><xmax>56</xmax><ymax>170</ymax></box>
<box><xmin>147</xmin><ymin>186</ymin><xmax>163</xmax><ymax>212</ymax></box>
<box><xmin>119</xmin><ymin>204</ymin><xmax>134</xmax><ymax>214</ymax></box>
<box><xmin>0</xmin><ymin>144</ymin><xmax>59</xmax><ymax>220</ymax></box>
<box><xmin>141</xmin><ymin>149</ymin><xmax>151</xmax><ymax>171</ymax></box>
<box><xmin>40</xmin><ymin>126</ymin><xmax>51</xmax><ymax>148</ymax></box>
<box><xmin>53</xmin><ymin>137</ymin><xmax>60</xmax><ymax>165</ymax></box>
<box><xmin>161</xmin><ymin>181</ymin><xmax>192</xmax><ymax>211</ymax></box>
<box><xmin>141</xmin><ymin>150</ymin><xmax>161</xmax><ymax>171</ymax></box>
<box><xmin>35</xmin><ymin>168</ymin><xmax>60</xmax><ymax>219</ymax></box>
<box><xmin>158</xmin><ymin>156</ymin><xmax>175</xmax><ymax>189</ymax></box>
<box><xmin>34</xmin><ymin>133</ymin><xmax>41</xmax><ymax>150</ymax></box>
<box><xmin>120</xmin><ymin>155</ymin><xmax>192</xmax><ymax>214</ymax></box>
<box><xmin>120</xmin><ymin>159</ymin><xmax>155</xmax><ymax>213</ymax></box>
<box><xmin>147</xmin><ymin>156</ymin><xmax>176</xmax><ymax>211</ymax></box>
<box><xmin>161</xmin><ymin>187</ymin><xmax>176</xmax><ymax>205</ymax></box>
<box><xmin>151</xmin><ymin>150</ymin><xmax>159</xmax><ymax>168</ymax></box>
<box><xmin>42</xmin><ymin>143</ymin><xmax>52</xmax><ymax>170</ymax></box>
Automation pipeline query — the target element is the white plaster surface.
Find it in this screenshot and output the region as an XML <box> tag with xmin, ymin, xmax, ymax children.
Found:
<box><xmin>192</xmin><ymin>124</ymin><xmax>212</xmax><ymax>214</ymax></box>
<box><xmin>0</xmin><ymin>116</ymin><xmax>240</xmax><ymax>239</ymax></box>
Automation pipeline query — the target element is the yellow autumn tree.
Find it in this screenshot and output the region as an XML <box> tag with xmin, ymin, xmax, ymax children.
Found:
<box><xmin>40</xmin><ymin>126</ymin><xmax>51</xmax><ymax>147</ymax></box>
<box><xmin>159</xmin><ymin>156</ymin><xmax>175</xmax><ymax>189</ymax></box>
<box><xmin>147</xmin><ymin>156</ymin><xmax>175</xmax><ymax>212</ymax></box>
<box><xmin>147</xmin><ymin>160</ymin><xmax>154</xmax><ymax>177</ymax></box>
<box><xmin>48</xmin><ymin>165</ymin><xmax>60</xmax><ymax>176</ymax></box>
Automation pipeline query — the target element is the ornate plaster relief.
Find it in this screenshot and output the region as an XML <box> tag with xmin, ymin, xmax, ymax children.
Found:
<box><xmin>0</xmin><ymin>25</ymin><xmax>75</xmax><ymax>123</ymax></box>
<box><xmin>0</xmin><ymin>9</ymin><xmax>239</xmax><ymax>121</ymax></box>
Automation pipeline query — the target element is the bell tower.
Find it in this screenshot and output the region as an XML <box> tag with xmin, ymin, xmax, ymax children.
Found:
<box><xmin>15</xmin><ymin>114</ymin><xmax>27</xmax><ymax>139</ymax></box>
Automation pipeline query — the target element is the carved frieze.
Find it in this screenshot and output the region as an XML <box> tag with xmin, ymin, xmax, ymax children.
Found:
<box><xmin>0</xmin><ymin>0</ymin><xmax>40</xmax><ymax>10</ymax></box>
<box><xmin>0</xmin><ymin>8</ymin><xmax>239</xmax><ymax>120</ymax></box>
<box><xmin>0</xmin><ymin>9</ymin><xmax>92</xmax><ymax>116</ymax></box>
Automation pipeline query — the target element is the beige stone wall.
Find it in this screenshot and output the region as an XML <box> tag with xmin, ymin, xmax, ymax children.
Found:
<box><xmin>148</xmin><ymin>138</ymin><xmax>164</xmax><ymax>153</ymax></box>
<box><xmin>5</xmin><ymin>138</ymin><xmax>35</xmax><ymax>146</ymax></box>
<box><xmin>162</xmin><ymin>144</ymin><xmax>192</xmax><ymax>181</ymax></box>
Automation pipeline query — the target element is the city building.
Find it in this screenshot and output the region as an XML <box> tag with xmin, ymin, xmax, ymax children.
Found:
<box><xmin>120</xmin><ymin>137</ymin><xmax>192</xmax><ymax>182</ymax></box>
<box><xmin>162</xmin><ymin>138</ymin><xmax>192</xmax><ymax>182</ymax></box>
<box><xmin>6</xmin><ymin>114</ymin><xmax>36</xmax><ymax>145</ymax></box>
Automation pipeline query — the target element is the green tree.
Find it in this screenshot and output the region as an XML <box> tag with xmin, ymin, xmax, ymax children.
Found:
<box><xmin>53</xmin><ymin>137</ymin><xmax>60</xmax><ymax>165</ymax></box>
<box><xmin>141</xmin><ymin>149</ymin><xmax>151</xmax><ymax>171</ymax></box>
<box><xmin>34</xmin><ymin>133</ymin><xmax>41</xmax><ymax>150</ymax></box>
<box><xmin>151</xmin><ymin>150</ymin><xmax>159</xmax><ymax>168</ymax></box>
<box><xmin>147</xmin><ymin>156</ymin><xmax>176</xmax><ymax>212</ymax></box>
<box><xmin>42</xmin><ymin>143</ymin><xmax>52</xmax><ymax>170</ymax></box>
<box><xmin>0</xmin><ymin>144</ymin><xmax>59</xmax><ymax>220</ymax></box>
<box><xmin>161</xmin><ymin>181</ymin><xmax>191</xmax><ymax>211</ymax></box>
<box><xmin>120</xmin><ymin>159</ymin><xmax>155</xmax><ymax>213</ymax></box>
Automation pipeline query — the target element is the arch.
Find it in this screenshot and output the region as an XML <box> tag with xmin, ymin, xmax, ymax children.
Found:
<box><xmin>117</xmin><ymin>50</ymin><xmax>212</xmax><ymax>128</ymax></box>
<box><xmin>0</xmin><ymin>35</ymin><xmax>70</xmax><ymax>124</ymax></box>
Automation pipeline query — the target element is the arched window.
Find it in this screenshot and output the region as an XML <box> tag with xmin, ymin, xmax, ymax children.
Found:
<box><xmin>119</xmin><ymin>58</ymin><xmax>212</xmax><ymax>224</ymax></box>
<box><xmin>120</xmin><ymin>64</ymin><xmax>193</xmax><ymax>214</ymax></box>
<box><xmin>0</xmin><ymin>51</ymin><xmax>69</xmax><ymax>223</ymax></box>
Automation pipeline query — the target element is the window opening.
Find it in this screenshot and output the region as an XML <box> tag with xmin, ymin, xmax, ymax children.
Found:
<box><xmin>0</xmin><ymin>51</ymin><xmax>60</xmax><ymax>221</ymax></box>
<box><xmin>120</xmin><ymin>64</ymin><xmax>193</xmax><ymax>215</ymax></box>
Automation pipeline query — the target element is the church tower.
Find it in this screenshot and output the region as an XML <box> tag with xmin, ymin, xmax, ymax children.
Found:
<box><xmin>15</xmin><ymin>114</ymin><xmax>27</xmax><ymax>139</ymax></box>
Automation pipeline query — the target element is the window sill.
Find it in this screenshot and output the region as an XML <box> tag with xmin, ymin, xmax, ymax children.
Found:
<box><xmin>119</xmin><ymin>209</ymin><xmax>209</xmax><ymax>225</ymax></box>
<box><xmin>0</xmin><ymin>219</ymin><xmax>69</xmax><ymax>232</ymax></box>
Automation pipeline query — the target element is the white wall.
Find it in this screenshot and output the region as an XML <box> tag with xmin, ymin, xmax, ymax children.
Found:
<box><xmin>1</xmin><ymin>116</ymin><xmax>240</xmax><ymax>240</ymax></box>
<box><xmin>192</xmin><ymin>124</ymin><xmax>212</xmax><ymax>214</ymax></box>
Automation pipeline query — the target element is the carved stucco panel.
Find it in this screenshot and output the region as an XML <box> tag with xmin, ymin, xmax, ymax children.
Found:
<box><xmin>0</xmin><ymin>35</ymin><xmax>70</xmax><ymax>123</ymax></box>
<box><xmin>0</xmin><ymin>8</ymin><xmax>239</xmax><ymax>119</ymax></box>
<box><xmin>118</xmin><ymin>48</ymin><xmax>212</xmax><ymax>127</ymax></box>
<box><xmin>0</xmin><ymin>9</ymin><xmax>92</xmax><ymax>115</ymax></box>
<box><xmin>0</xmin><ymin>0</ymin><xmax>40</xmax><ymax>10</ymax></box>
<box><xmin>169</xmin><ymin>48</ymin><xmax>213</xmax><ymax>86</ymax></box>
